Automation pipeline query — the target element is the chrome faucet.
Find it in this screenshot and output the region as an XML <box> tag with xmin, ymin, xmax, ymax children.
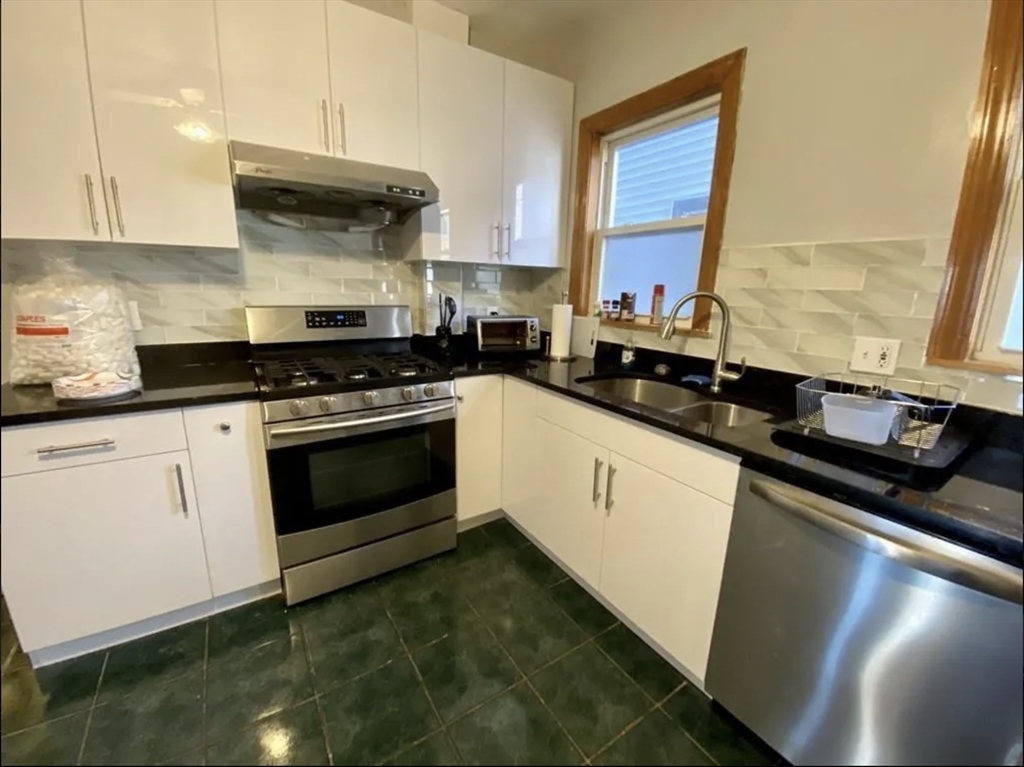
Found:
<box><xmin>658</xmin><ymin>290</ymin><xmax>746</xmax><ymax>394</ymax></box>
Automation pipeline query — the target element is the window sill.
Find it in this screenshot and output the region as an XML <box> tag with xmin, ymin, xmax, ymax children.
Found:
<box><xmin>599</xmin><ymin>318</ymin><xmax>712</xmax><ymax>339</ymax></box>
<box><xmin>925</xmin><ymin>355</ymin><xmax>1023</xmax><ymax>377</ymax></box>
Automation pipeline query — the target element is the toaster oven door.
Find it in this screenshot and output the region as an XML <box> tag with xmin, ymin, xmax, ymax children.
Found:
<box><xmin>477</xmin><ymin>319</ymin><xmax>537</xmax><ymax>351</ymax></box>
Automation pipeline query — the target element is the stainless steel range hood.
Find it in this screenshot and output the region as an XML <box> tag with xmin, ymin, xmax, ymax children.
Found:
<box><xmin>230</xmin><ymin>141</ymin><xmax>438</xmax><ymax>232</ymax></box>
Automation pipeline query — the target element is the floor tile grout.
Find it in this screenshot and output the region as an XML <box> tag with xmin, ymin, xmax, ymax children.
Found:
<box><xmin>74</xmin><ymin>649</ymin><xmax>108</xmax><ymax>766</ymax></box>
<box><xmin>199</xmin><ymin>620</ymin><xmax>210</xmax><ymax>753</ymax></box>
<box><xmin>298</xmin><ymin>622</ymin><xmax>337</xmax><ymax>767</ymax></box>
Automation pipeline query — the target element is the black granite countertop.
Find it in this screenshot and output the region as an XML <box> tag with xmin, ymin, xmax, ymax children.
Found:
<box><xmin>1</xmin><ymin>343</ymin><xmax>258</xmax><ymax>427</ymax></box>
<box><xmin>490</xmin><ymin>354</ymin><xmax>1022</xmax><ymax>569</ymax></box>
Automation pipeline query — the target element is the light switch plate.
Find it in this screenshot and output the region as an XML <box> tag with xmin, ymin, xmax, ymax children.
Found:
<box><xmin>850</xmin><ymin>336</ymin><xmax>901</xmax><ymax>375</ymax></box>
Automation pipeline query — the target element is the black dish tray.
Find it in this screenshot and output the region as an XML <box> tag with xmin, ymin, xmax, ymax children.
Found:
<box><xmin>772</xmin><ymin>417</ymin><xmax>971</xmax><ymax>469</ymax></box>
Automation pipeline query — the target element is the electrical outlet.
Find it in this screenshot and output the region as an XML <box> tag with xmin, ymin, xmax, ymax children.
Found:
<box><xmin>850</xmin><ymin>337</ymin><xmax>901</xmax><ymax>375</ymax></box>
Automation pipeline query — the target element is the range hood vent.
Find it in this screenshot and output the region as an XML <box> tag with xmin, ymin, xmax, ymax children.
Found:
<box><xmin>230</xmin><ymin>141</ymin><xmax>438</xmax><ymax>232</ymax></box>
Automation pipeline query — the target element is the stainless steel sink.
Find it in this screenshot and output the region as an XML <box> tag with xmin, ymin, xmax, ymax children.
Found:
<box><xmin>577</xmin><ymin>377</ymin><xmax>709</xmax><ymax>412</ymax></box>
<box><xmin>673</xmin><ymin>401</ymin><xmax>771</xmax><ymax>428</ymax></box>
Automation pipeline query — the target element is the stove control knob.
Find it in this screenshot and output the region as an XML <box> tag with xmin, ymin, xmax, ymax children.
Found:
<box><xmin>289</xmin><ymin>400</ymin><xmax>310</xmax><ymax>417</ymax></box>
<box><xmin>424</xmin><ymin>383</ymin><xmax>438</xmax><ymax>398</ymax></box>
<box><xmin>318</xmin><ymin>396</ymin><xmax>337</xmax><ymax>413</ymax></box>
<box><xmin>363</xmin><ymin>391</ymin><xmax>380</xmax><ymax>406</ymax></box>
<box><xmin>402</xmin><ymin>386</ymin><xmax>416</xmax><ymax>402</ymax></box>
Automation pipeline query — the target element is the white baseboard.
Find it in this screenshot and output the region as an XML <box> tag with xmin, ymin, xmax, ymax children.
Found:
<box><xmin>456</xmin><ymin>508</ymin><xmax>504</xmax><ymax>532</ymax></box>
<box><xmin>28</xmin><ymin>579</ymin><xmax>281</xmax><ymax>668</ymax></box>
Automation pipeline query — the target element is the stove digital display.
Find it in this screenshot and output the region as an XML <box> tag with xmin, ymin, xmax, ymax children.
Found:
<box><xmin>305</xmin><ymin>310</ymin><xmax>368</xmax><ymax>329</ymax></box>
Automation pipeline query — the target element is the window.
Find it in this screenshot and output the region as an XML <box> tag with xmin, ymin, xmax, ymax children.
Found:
<box><xmin>569</xmin><ymin>49</ymin><xmax>746</xmax><ymax>333</ymax></box>
<box><xmin>594</xmin><ymin>106</ymin><xmax>719</xmax><ymax>314</ymax></box>
<box><xmin>927</xmin><ymin>0</ymin><xmax>1023</xmax><ymax>374</ymax></box>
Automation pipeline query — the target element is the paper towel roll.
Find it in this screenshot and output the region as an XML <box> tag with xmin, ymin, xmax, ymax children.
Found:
<box><xmin>550</xmin><ymin>304</ymin><xmax>573</xmax><ymax>358</ymax></box>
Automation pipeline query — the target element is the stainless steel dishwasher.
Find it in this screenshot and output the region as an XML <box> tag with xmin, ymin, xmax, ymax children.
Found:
<box><xmin>706</xmin><ymin>468</ymin><xmax>1023</xmax><ymax>766</ymax></box>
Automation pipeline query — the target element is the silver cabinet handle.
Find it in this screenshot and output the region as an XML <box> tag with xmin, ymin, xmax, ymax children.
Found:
<box><xmin>84</xmin><ymin>173</ymin><xmax>99</xmax><ymax>234</ymax></box>
<box><xmin>604</xmin><ymin>464</ymin><xmax>616</xmax><ymax>512</ymax></box>
<box><xmin>219</xmin><ymin>421</ymin><xmax>231</xmax><ymax>434</ymax></box>
<box><xmin>269</xmin><ymin>403</ymin><xmax>453</xmax><ymax>439</ymax></box>
<box><xmin>110</xmin><ymin>175</ymin><xmax>125</xmax><ymax>237</ymax></box>
<box><xmin>36</xmin><ymin>437</ymin><xmax>115</xmax><ymax>455</ymax></box>
<box><xmin>174</xmin><ymin>462</ymin><xmax>189</xmax><ymax>518</ymax></box>
<box><xmin>592</xmin><ymin>457</ymin><xmax>604</xmax><ymax>505</ymax></box>
<box><xmin>492</xmin><ymin>223</ymin><xmax>501</xmax><ymax>259</ymax></box>
<box><xmin>749</xmin><ymin>479</ymin><xmax>1023</xmax><ymax>605</ymax></box>
<box><xmin>337</xmin><ymin>102</ymin><xmax>347</xmax><ymax>155</ymax></box>
<box><xmin>321</xmin><ymin>99</ymin><xmax>331</xmax><ymax>153</ymax></box>
<box><xmin>503</xmin><ymin>223</ymin><xmax>511</xmax><ymax>260</ymax></box>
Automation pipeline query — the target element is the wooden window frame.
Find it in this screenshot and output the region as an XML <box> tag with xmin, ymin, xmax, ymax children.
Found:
<box><xmin>926</xmin><ymin>0</ymin><xmax>1023</xmax><ymax>374</ymax></box>
<box><xmin>568</xmin><ymin>49</ymin><xmax>746</xmax><ymax>333</ymax></box>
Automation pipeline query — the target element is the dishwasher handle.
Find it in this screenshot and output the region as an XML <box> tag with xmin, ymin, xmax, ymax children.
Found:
<box><xmin>749</xmin><ymin>479</ymin><xmax>1023</xmax><ymax>605</ymax></box>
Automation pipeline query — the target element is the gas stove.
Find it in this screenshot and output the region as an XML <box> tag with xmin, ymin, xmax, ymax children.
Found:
<box><xmin>246</xmin><ymin>306</ymin><xmax>454</xmax><ymax>424</ymax></box>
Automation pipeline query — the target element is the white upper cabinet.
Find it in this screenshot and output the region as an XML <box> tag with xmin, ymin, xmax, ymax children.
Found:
<box><xmin>82</xmin><ymin>0</ymin><xmax>238</xmax><ymax>248</ymax></box>
<box><xmin>417</xmin><ymin>30</ymin><xmax>505</xmax><ymax>263</ymax></box>
<box><xmin>502</xmin><ymin>61</ymin><xmax>574</xmax><ymax>268</ymax></box>
<box><xmin>327</xmin><ymin>1</ymin><xmax>420</xmax><ymax>169</ymax></box>
<box><xmin>216</xmin><ymin>0</ymin><xmax>333</xmax><ymax>155</ymax></box>
<box><xmin>1</xmin><ymin>0</ymin><xmax>109</xmax><ymax>242</ymax></box>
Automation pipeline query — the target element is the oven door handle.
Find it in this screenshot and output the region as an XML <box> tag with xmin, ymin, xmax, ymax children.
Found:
<box><xmin>268</xmin><ymin>402</ymin><xmax>454</xmax><ymax>440</ymax></box>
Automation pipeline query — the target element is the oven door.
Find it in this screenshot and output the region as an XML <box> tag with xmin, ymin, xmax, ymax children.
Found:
<box><xmin>477</xmin><ymin>319</ymin><xmax>534</xmax><ymax>352</ymax></box>
<box><xmin>264</xmin><ymin>401</ymin><xmax>456</xmax><ymax>568</ymax></box>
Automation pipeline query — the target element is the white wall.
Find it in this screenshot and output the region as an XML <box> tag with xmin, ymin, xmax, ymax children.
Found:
<box><xmin>564</xmin><ymin>0</ymin><xmax>989</xmax><ymax>247</ymax></box>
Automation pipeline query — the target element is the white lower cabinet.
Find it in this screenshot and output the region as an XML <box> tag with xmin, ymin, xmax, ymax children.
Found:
<box><xmin>0</xmin><ymin>451</ymin><xmax>211</xmax><ymax>652</ymax></box>
<box><xmin>501</xmin><ymin>377</ymin><xmax>540</xmax><ymax>535</ymax></box>
<box><xmin>183</xmin><ymin>402</ymin><xmax>278</xmax><ymax>597</ymax></box>
<box><xmin>599</xmin><ymin>453</ymin><xmax>733</xmax><ymax>681</ymax></box>
<box><xmin>535</xmin><ymin>418</ymin><xmax>608</xmax><ymax>587</ymax></box>
<box><xmin>455</xmin><ymin>376</ymin><xmax>504</xmax><ymax>522</ymax></box>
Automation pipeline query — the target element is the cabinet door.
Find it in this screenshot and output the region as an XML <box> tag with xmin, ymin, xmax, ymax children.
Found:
<box><xmin>535</xmin><ymin>418</ymin><xmax>607</xmax><ymax>587</ymax></box>
<box><xmin>501</xmin><ymin>377</ymin><xmax>539</xmax><ymax>535</ymax></box>
<box><xmin>0</xmin><ymin>451</ymin><xmax>211</xmax><ymax>652</ymax></box>
<box><xmin>501</xmin><ymin>61</ymin><xmax>573</xmax><ymax>268</ymax></box>
<box><xmin>455</xmin><ymin>376</ymin><xmax>503</xmax><ymax>522</ymax></box>
<box><xmin>418</xmin><ymin>30</ymin><xmax>504</xmax><ymax>263</ymax></box>
<box><xmin>0</xmin><ymin>0</ymin><xmax>109</xmax><ymax>241</ymax></box>
<box><xmin>600</xmin><ymin>453</ymin><xmax>733</xmax><ymax>681</ymax></box>
<box><xmin>183</xmin><ymin>402</ymin><xmax>278</xmax><ymax>597</ymax></box>
<box><xmin>83</xmin><ymin>0</ymin><xmax>238</xmax><ymax>248</ymax></box>
<box><xmin>327</xmin><ymin>1</ymin><xmax>419</xmax><ymax>169</ymax></box>
<box><xmin>216</xmin><ymin>0</ymin><xmax>332</xmax><ymax>155</ymax></box>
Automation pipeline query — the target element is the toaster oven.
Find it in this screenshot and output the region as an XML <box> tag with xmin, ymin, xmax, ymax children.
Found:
<box><xmin>465</xmin><ymin>315</ymin><xmax>540</xmax><ymax>353</ymax></box>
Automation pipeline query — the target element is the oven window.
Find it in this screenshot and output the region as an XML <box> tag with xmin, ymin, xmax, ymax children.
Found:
<box><xmin>267</xmin><ymin>420</ymin><xmax>455</xmax><ymax>536</ymax></box>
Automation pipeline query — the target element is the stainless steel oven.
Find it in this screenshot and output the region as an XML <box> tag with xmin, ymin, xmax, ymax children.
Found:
<box><xmin>264</xmin><ymin>399</ymin><xmax>456</xmax><ymax>603</ymax></box>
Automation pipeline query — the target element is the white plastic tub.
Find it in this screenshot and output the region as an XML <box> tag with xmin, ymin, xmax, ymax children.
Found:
<box><xmin>821</xmin><ymin>394</ymin><xmax>897</xmax><ymax>446</ymax></box>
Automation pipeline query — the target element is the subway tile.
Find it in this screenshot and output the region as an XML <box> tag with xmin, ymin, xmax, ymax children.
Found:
<box><xmin>715</xmin><ymin>267</ymin><xmax>768</xmax><ymax>289</ymax></box>
<box><xmin>911</xmin><ymin>292</ymin><xmax>941</xmax><ymax>319</ymax></box>
<box><xmin>202</xmin><ymin>308</ymin><xmax>246</xmax><ymax>328</ymax></box>
<box><xmin>760</xmin><ymin>308</ymin><xmax>856</xmax><ymax>335</ymax></box>
<box><xmin>311</xmin><ymin>292</ymin><xmax>373</xmax><ymax>306</ymax></box>
<box><xmin>242</xmin><ymin>290</ymin><xmax>313</xmax><ymax>306</ymax></box>
<box><xmin>734</xmin><ymin>345</ymin><xmax>848</xmax><ymax>378</ymax></box>
<box><xmin>150</xmin><ymin>250</ymin><xmax>240</xmax><ymax>275</ymax></box>
<box><xmin>863</xmin><ymin>266</ymin><xmax>947</xmax><ymax>293</ymax></box>
<box><xmin>77</xmin><ymin>251</ymin><xmax>155</xmax><ymax>272</ymax></box>
<box><xmin>276</xmin><ymin>275</ymin><xmax>344</xmax><ymax>293</ymax></box>
<box><xmin>242</xmin><ymin>250</ymin><xmax>310</xmax><ymax>278</ymax></box>
<box><xmin>924</xmin><ymin>238</ymin><xmax>952</xmax><ymax>266</ymax></box>
<box><xmin>132</xmin><ymin>326</ymin><xmax>167</xmax><ymax>345</ymax></box>
<box><xmin>853</xmin><ymin>315</ymin><xmax>936</xmax><ymax>345</ymax></box>
<box><xmin>731</xmin><ymin>326</ymin><xmax>799</xmax><ymax>352</ymax></box>
<box><xmin>120</xmin><ymin>285</ymin><xmax>162</xmax><ymax>308</ymax></box>
<box><xmin>718</xmin><ymin>288</ymin><xmax>805</xmax><ymax>309</ymax></box>
<box><xmin>893</xmin><ymin>343</ymin><xmax>927</xmax><ymax>370</ymax></box>
<box><xmin>160</xmin><ymin>290</ymin><xmax>243</xmax><ymax>310</ymax></box>
<box><xmin>729</xmin><ymin>307</ymin><xmax>763</xmax><ymax>327</ymax></box>
<box><xmin>138</xmin><ymin>307</ymin><xmax>205</xmax><ymax>327</ymax></box>
<box><xmin>801</xmin><ymin>289</ymin><xmax>918</xmax><ymax>316</ymax></box>
<box><xmin>164</xmin><ymin>325</ymin><xmax>247</xmax><ymax>343</ymax></box>
<box><xmin>811</xmin><ymin>240</ymin><xmax>925</xmax><ymax>267</ymax></box>
<box><xmin>302</xmin><ymin>257</ymin><xmax>374</xmax><ymax>279</ymax></box>
<box><xmin>796</xmin><ymin>333</ymin><xmax>855</xmax><ymax>360</ymax></box>
<box><xmin>722</xmin><ymin>244</ymin><xmax>812</xmax><ymax>268</ymax></box>
<box><xmin>201</xmin><ymin>273</ymin><xmax>276</xmax><ymax>291</ymax></box>
<box><xmin>342</xmin><ymin>279</ymin><xmax>412</xmax><ymax>295</ymax></box>
<box><xmin>115</xmin><ymin>271</ymin><xmax>205</xmax><ymax>292</ymax></box>
<box><xmin>766</xmin><ymin>267</ymin><xmax>865</xmax><ymax>290</ymax></box>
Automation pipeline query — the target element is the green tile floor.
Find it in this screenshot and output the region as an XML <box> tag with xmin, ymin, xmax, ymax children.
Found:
<box><xmin>0</xmin><ymin>519</ymin><xmax>784</xmax><ymax>766</ymax></box>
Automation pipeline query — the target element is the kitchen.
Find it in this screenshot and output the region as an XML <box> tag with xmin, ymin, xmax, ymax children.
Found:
<box><xmin>1</xmin><ymin>0</ymin><xmax>1022</xmax><ymax>765</ymax></box>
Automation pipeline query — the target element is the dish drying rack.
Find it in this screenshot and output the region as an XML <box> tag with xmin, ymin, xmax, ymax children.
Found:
<box><xmin>795</xmin><ymin>372</ymin><xmax>965</xmax><ymax>459</ymax></box>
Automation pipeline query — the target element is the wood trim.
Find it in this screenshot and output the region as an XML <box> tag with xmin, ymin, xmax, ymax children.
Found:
<box><xmin>926</xmin><ymin>356</ymin><xmax>1023</xmax><ymax>376</ymax></box>
<box><xmin>926</xmin><ymin>0</ymin><xmax>1023</xmax><ymax>367</ymax></box>
<box><xmin>598</xmin><ymin>318</ymin><xmax>712</xmax><ymax>338</ymax></box>
<box><xmin>568</xmin><ymin>49</ymin><xmax>747</xmax><ymax>331</ymax></box>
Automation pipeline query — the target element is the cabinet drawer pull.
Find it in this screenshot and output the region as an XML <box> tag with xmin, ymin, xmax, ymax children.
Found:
<box><xmin>592</xmin><ymin>457</ymin><xmax>604</xmax><ymax>505</ymax></box>
<box><xmin>84</xmin><ymin>173</ymin><xmax>99</xmax><ymax>234</ymax></box>
<box><xmin>36</xmin><ymin>438</ymin><xmax>115</xmax><ymax>455</ymax></box>
<box><xmin>604</xmin><ymin>464</ymin><xmax>616</xmax><ymax>512</ymax></box>
<box><xmin>321</xmin><ymin>99</ymin><xmax>331</xmax><ymax>153</ymax></box>
<box><xmin>337</xmin><ymin>102</ymin><xmax>347</xmax><ymax>155</ymax></box>
<box><xmin>174</xmin><ymin>462</ymin><xmax>189</xmax><ymax>518</ymax></box>
<box><xmin>492</xmin><ymin>223</ymin><xmax>500</xmax><ymax>258</ymax></box>
<box><xmin>504</xmin><ymin>223</ymin><xmax>511</xmax><ymax>260</ymax></box>
<box><xmin>110</xmin><ymin>175</ymin><xmax>125</xmax><ymax>237</ymax></box>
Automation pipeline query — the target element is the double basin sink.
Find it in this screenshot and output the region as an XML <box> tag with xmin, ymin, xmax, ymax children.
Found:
<box><xmin>576</xmin><ymin>376</ymin><xmax>771</xmax><ymax>428</ymax></box>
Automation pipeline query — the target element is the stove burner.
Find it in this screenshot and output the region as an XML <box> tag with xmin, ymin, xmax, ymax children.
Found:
<box><xmin>393</xmin><ymin>366</ymin><xmax>419</xmax><ymax>377</ymax></box>
<box><xmin>258</xmin><ymin>351</ymin><xmax>442</xmax><ymax>394</ymax></box>
<box><xmin>345</xmin><ymin>369</ymin><xmax>369</xmax><ymax>381</ymax></box>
